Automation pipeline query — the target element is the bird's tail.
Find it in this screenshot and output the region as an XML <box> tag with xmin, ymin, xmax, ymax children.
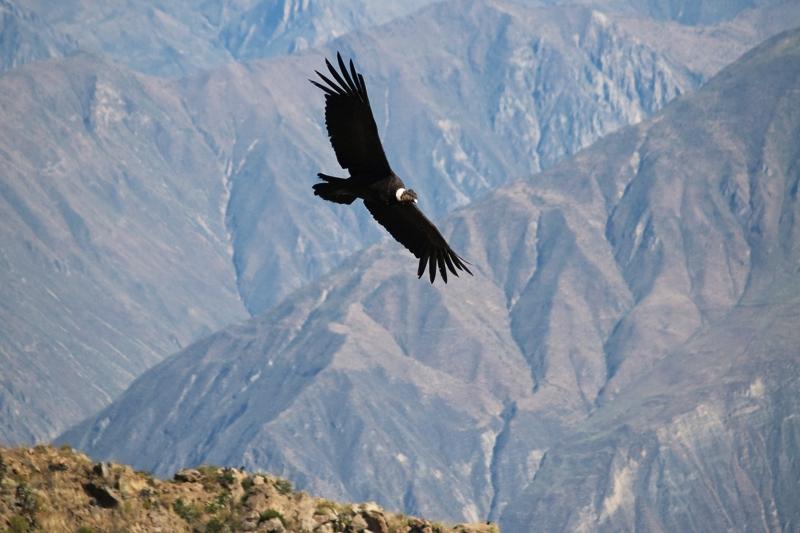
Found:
<box><xmin>313</xmin><ymin>173</ymin><xmax>357</xmax><ymax>205</ymax></box>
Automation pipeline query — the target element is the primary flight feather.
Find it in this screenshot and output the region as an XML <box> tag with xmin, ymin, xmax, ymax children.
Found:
<box><xmin>310</xmin><ymin>53</ymin><xmax>472</xmax><ymax>284</ymax></box>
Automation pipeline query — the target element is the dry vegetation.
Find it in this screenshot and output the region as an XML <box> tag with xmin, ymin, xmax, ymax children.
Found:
<box><xmin>0</xmin><ymin>445</ymin><xmax>499</xmax><ymax>533</ymax></box>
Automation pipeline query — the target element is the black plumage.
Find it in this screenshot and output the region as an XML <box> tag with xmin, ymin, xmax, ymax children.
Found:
<box><xmin>310</xmin><ymin>53</ymin><xmax>472</xmax><ymax>284</ymax></box>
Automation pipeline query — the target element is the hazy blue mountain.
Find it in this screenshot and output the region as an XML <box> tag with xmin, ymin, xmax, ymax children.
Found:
<box><xmin>185</xmin><ymin>0</ymin><xmax>800</xmax><ymax>316</ymax></box>
<box><xmin>0</xmin><ymin>53</ymin><xmax>248</xmax><ymax>443</ymax></box>
<box><xmin>599</xmin><ymin>0</ymin><xmax>790</xmax><ymax>24</ymax></box>
<box><xmin>3</xmin><ymin>0</ymin><xmax>799</xmax><ymax>444</ymax></box>
<box><xmin>0</xmin><ymin>0</ymin><xmax>73</xmax><ymax>73</ymax></box>
<box><xmin>17</xmin><ymin>0</ymin><xmax>241</xmax><ymax>76</ymax></box>
<box><xmin>9</xmin><ymin>0</ymin><xmax>796</xmax><ymax>77</ymax></box>
<box><xmin>598</xmin><ymin>0</ymin><xmax>800</xmax><ymax>75</ymax></box>
<box><xmin>61</xmin><ymin>27</ymin><xmax>800</xmax><ymax>533</ymax></box>
<box><xmin>219</xmin><ymin>0</ymin><xmax>436</xmax><ymax>60</ymax></box>
<box><xmin>188</xmin><ymin>0</ymin><xmax>709</xmax><ymax>317</ymax></box>
<box><xmin>0</xmin><ymin>0</ymin><xmax>681</xmax><ymax>444</ymax></box>
<box><xmin>14</xmin><ymin>0</ymin><xmax>437</xmax><ymax>76</ymax></box>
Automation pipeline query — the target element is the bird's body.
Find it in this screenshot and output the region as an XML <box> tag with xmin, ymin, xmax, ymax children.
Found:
<box><xmin>314</xmin><ymin>172</ymin><xmax>408</xmax><ymax>205</ymax></box>
<box><xmin>310</xmin><ymin>53</ymin><xmax>471</xmax><ymax>283</ymax></box>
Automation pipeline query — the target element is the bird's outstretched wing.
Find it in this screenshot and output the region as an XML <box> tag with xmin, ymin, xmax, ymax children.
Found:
<box><xmin>310</xmin><ymin>53</ymin><xmax>391</xmax><ymax>180</ymax></box>
<box><xmin>364</xmin><ymin>200</ymin><xmax>472</xmax><ymax>283</ymax></box>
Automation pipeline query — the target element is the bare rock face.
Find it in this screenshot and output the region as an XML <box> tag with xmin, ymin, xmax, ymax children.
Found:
<box><xmin>0</xmin><ymin>53</ymin><xmax>249</xmax><ymax>444</ymax></box>
<box><xmin>59</xmin><ymin>27</ymin><xmax>800</xmax><ymax>532</ymax></box>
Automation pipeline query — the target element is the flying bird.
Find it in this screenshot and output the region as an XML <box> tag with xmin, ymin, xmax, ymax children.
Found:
<box><xmin>310</xmin><ymin>53</ymin><xmax>472</xmax><ymax>284</ymax></box>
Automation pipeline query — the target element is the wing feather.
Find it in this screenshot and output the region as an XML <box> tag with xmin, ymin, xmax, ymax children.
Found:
<box><xmin>309</xmin><ymin>79</ymin><xmax>337</xmax><ymax>96</ymax></box>
<box><xmin>314</xmin><ymin>70</ymin><xmax>346</xmax><ymax>95</ymax></box>
<box><xmin>337</xmin><ymin>55</ymin><xmax>359</xmax><ymax>94</ymax></box>
<box><xmin>348</xmin><ymin>59</ymin><xmax>362</xmax><ymax>96</ymax></box>
<box><xmin>364</xmin><ymin>200</ymin><xmax>472</xmax><ymax>284</ymax></box>
<box><xmin>325</xmin><ymin>58</ymin><xmax>353</xmax><ymax>94</ymax></box>
<box><xmin>310</xmin><ymin>53</ymin><xmax>391</xmax><ymax>180</ymax></box>
<box><xmin>357</xmin><ymin>73</ymin><xmax>368</xmax><ymax>97</ymax></box>
<box><xmin>417</xmin><ymin>252</ymin><xmax>428</xmax><ymax>278</ymax></box>
<box><xmin>443</xmin><ymin>252</ymin><xmax>458</xmax><ymax>277</ymax></box>
<box><xmin>437</xmin><ymin>251</ymin><xmax>447</xmax><ymax>283</ymax></box>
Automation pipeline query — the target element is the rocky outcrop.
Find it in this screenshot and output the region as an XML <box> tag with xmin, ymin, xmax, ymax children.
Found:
<box><xmin>0</xmin><ymin>445</ymin><xmax>498</xmax><ymax>533</ymax></box>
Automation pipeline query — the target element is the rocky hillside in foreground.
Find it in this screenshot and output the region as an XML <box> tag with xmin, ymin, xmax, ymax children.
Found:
<box><xmin>0</xmin><ymin>446</ymin><xmax>497</xmax><ymax>533</ymax></box>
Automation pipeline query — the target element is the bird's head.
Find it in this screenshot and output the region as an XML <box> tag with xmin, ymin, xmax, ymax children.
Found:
<box><xmin>395</xmin><ymin>188</ymin><xmax>418</xmax><ymax>204</ymax></box>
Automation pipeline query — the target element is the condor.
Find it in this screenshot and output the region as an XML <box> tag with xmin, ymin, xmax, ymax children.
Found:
<box><xmin>310</xmin><ymin>53</ymin><xmax>472</xmax><ymax>284</ymax></box>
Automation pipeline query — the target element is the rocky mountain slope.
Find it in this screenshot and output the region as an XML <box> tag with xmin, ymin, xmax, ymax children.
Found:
<box><xmin>6</xmin><ymin>0</ymin><xmax>438</xmax><ymax>77</ymax></box>
<box><xmin>0</xmin><ymin>445</ymin><xmax>496</xmax><ymax>533</ymax></box>
<box><xmin>10</xmin><ymin>0</ymin><xmax>799</xmax><ymax>444</ymax></box>
<box><xmin>3</xmin><ymin>0</ymin><xmax>775</xmax><ymax>77</ymax></box>
<box><xmin>61</xmin><ymin>27</ymin><xmax>800</xmax><ymax>532</ymax></box>
<box><xmin>0</xmin><ymin>0</ymin><xmax>73</xmax><ymax>73</ymax></box>
<box><xmin>0</xmin><ymin>54</ymin><xmax>248</xmax><ymax>444</ymax></box>
<box><xmin>196</xmin><ymin>0</ymin><xmax>703</xmax><ymax>317</ymax></box>
<box><xmin>598</xmin><ymin>0</ymin><xmax>790</xmax><ymax>24</ymax></box>
<box><xmin>7</xmin><ymin>0</ymin><xmax>795</xmax><ymax>76</ymax></box>
<box><xmin>220</xmin><ymin>0</ymin><xmax>436</xmax><ymax>61</ymax></box>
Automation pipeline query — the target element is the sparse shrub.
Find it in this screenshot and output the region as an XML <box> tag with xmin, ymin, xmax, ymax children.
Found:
<box><xmin>48</xmin><ymin>462</ymin><xmax>69</xmax><ymax>472</ymax></box>
<box><xmin>205</xmin><ymin>517</ymin><xmax>227</xmax><ymax>533</ymax></box>
<box><xmin>204</xmin><ymin>500</ymin><xmax>218</xmax><ymax>514</ymax></box>
<box><xmin>204</xmin><ymin>490</ymin><xmax>230</xmax><ymax>514</ymax></box>
<box><xmin>59</xmin><ymin>444</ymin><xmax>73</xmax><ymax>452</ymax></box>
<box><xmin>219</xmin><ymin>468</ymin><xmax>236</xmax><ymax>487</ymax></box>
<box><xmin>274</xmin><ymin>478</ymin><xmax>293</xmax><ymax>495</ymax></box>
<box><xmin>197</xmin><ymin>465</ymin><xmax>224</xmax><ymax>490</ymax></box>
<box><xmin>315</xmin><ymin>499</ymin><xmax>342</xmax><ymax>517</ymax></box>
<box><xmin>16</xmin><ymin>483</ymin><xmax>38</xmax><ymax>515</ymax></box>
<box><xmin>258</xmin><ymin>509</ymin><xmax>285</xmax><ymax>525</ymax></box>
<box><xmin>241</xmin><ymin>476</ymin><xmax>254</xmax><ymax>492</ymax></box>
<box><xmin>76</xmin><ymin>527</ymin><xmax>94</xmax><ymax>533</ymax></box>
<box><xmin>135</xmin><ymin>469</ymin><xmax>153</xmax><ymax>480</ymax></box>
<box><xmin>0</xmin><ymin>454</ymin><xmax>6</xmax><ymax>482</ymax></box>
<box><xmin>173</xmin><ymin>497</ymin><xmax>201</xmax><ymax>523</ymax></box>
<box><xmin>7</xmin><ymin>515</ymin><xmax>30</xmax><ymax>533</ymax></box>
<box><xmin>120</xmin><ymin>500</ymin><xmax>135</xmax><ymax>518</ymax></box>
<box><xmin>197</xmin><ymin>465</ymin><xmax>220</xmax><ymax>478</ymax></box>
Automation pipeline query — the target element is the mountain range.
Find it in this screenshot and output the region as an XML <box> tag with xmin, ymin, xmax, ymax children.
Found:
<box><xmin>2</xmin><ymin>1</ymin><xmax>800</xmax><ymax>531</ymax></box>
<box><xmin>7</xmin><ymin>0</ymin><xmax>800</xmax><ymax>444</ymax></box>
<box><xmin>5</xmin><ymin>1</ymin><xmax>796</xmax><ymax>76</ymax></box>
<box><xmin>60</xmin><ymin>24</ymin><xmax>800</xmax><ymax>533</ymax></box>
